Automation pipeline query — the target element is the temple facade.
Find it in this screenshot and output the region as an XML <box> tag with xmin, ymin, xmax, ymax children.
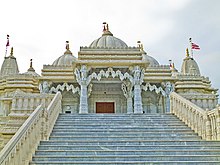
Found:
<box><xmin>0</xmin><ymin>23</ymin><xmax>219</xmax><ymax>150</ymax></box>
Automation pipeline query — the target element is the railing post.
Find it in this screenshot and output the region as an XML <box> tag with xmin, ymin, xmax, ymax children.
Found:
<box><xmin>215</xmin><ymin>108</ymin><xmax>220</xmax><ymax>140</ymax></box>
<box><xmin>205</xmin><ymin>113</ymin><xmax>212</xmax><ymax>140</ymax></box>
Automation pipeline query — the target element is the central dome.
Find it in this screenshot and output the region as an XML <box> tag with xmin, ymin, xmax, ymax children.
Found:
<box><xmin>89</xmin><ymin>23</ymin><xmax>128</xmax><ymax>48</ymax></box>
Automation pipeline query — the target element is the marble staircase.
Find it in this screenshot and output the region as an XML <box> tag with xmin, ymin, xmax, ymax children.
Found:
<box><xmin>29</xmin><ymin>113</ymin><xmax>220</xmax><ymax>164</ymax></box>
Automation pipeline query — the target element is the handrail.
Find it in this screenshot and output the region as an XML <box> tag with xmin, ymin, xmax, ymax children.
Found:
<box><xmin>170</xmin><ymin>92</ymin><xmax>220</xmax><ymax>140</ymax></box>
<box><xmin>0</xmin><ymin>104</ymin><xmax>43</xmax><ymax>165</ymax></box>
<box><xmin>0</xmin><ymin>92</ymin><xmax>62</xmax><ymax>165</ymax></box>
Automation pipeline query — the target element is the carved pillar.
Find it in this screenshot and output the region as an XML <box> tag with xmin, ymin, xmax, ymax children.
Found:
<box><xmin>3</xmin><ymin>100</ymin><xmax>11</xmax><ymax>116</ymax></box>
<box><xmin>121</xmin><ymin>82</ymin><xmax>133</xmax><ymax>114</ymax></box>
<box><xmin>80</xmin><ymin>84</ymin><xmax>88</xmax><ymax>113</ymax></box>
<box><xmin>75</xmin><ymin>65</ymin><xmax>91</xmax><ymax>114</ymax></box>
<box><xmin>164</xmin><ymin>82</ymin><xmax>174</xmax><ymax>113</ymax></box>
<box><xmin>133</xmin><ymin>84</ymin><xmax>143</xmax><ymax>113</ymax></box>
<box><xmin>132</xmin><ymin>66</ymin><xmax>144</xmax><ymax>114</ymax></box>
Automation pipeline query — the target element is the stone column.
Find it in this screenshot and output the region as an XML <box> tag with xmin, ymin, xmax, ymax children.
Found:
<box><xmin>79</xmin><ymin>84</ymin><xmax>88</xmax><ymax>113</ymax></box>
<box><xmin>127</xmin><ymin>97</ymin><xmax>133</xmax><ymax>114</ymax></box>
<box><xmin>133</xmin><ymin>66</ymin><xmax>144</xmax><ymax>114</ymax></box>
<box><xmin>121</xmin><ymin>81</ymin><xmax>133</xmax><ymax>114</ymax></box>
<box><xmin>164</xmin><ymin>82</ymin><xmax>174</xmax><ymax>113</ymax></box>
<box><xmin>75</xmin><ymin>65</ymin><xmax>91</xmax><ymax>114</ymax></box>
<box><xmin>133</xmin><ymin>84</ymin><xmax>143</xmax><ymax>113</ymax></box>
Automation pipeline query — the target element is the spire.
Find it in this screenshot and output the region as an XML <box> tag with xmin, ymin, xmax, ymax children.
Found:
<box><xmin>27</xmin><ymin>59</ymin><xmax>35</xmax><ymax>72</ymax></box>
<box><xmin>64</xmin><ymin>41</ymin><xmax>72</xmax><ymax>54</ymax></box>
<box><xmin>186</xmin><ymin>48</ymin><xmax>190</xmax><ymax>58</ymax></box>
<box><xmin>66</xmin><ymin>41</ymin><xmax>70</xmax><ymax>50</ymax></box>
<box><xmin>10</xmin><ymin>47</ymin><xmax>14</xmax><ymax>57</ymax></box>
<box><xmin>102</xmin><ymin>22</ymin><xmax>113</xmax><ymax>36</ymax></box>
<box><xmin>5</xmin><ymin>34</ymin><xmax>10</xmax><ymax>57</ymax></box>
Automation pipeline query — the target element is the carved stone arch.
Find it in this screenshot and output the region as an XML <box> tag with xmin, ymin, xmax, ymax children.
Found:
<box><xmin>49</xmin><ymin>83</ymin><xmax>80</xmax><ymax>95</ymax></box>
<box><xmin>88</xmin><ymin>67</ymin><xmax>133</xmax><ymax>83</ymax></box>
<box><xmin>142</xmin><ymin>83</ymin><xmax>166</xmax><ymax>96</ymax></box>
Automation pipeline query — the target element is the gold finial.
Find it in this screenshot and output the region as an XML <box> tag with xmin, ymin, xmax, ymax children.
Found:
<box><xmin>66</xmin><ymin>41</ymin><xmax>70</xmax><ymax>50</ymax></box>
<box><xmin>186</xmin><ymin>48</ymin><xmax>189</xmax><ymax>57</ymax></box>
<box><xmin>10</xmin><ymin>47</ymin><xmax>13</xmax><ymax>56</ymax></box>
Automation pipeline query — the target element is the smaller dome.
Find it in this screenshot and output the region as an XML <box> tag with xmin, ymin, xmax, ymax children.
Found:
<box><xmin>143</xmin><ymin>53</ymin><xmax>159</xmax><ymax>66</ymax></box>
<box><xmin>89</xmin><ymin>23</ymin><xmax>128</xmax><ymax>48</ymax></box>
<box><xmin>52</xmin><ymin>41</ymin><xmax>77</xmax><ymax>66</ymax></box>
<box><xmin>0</xmin><ymin>47</ymin><xmax>19</xmax><ymax>76</ymax></box>
<box><xmin>181</xmin><ymin>49</ymin><xmax>200</xmax><ymax>75</ymax></box>
<box><xmin>52</xmin><ymin>53</ymin><xmax>76</xmax><ymax>66</ymax></box>
<box><xmin>23</xmin><ymin>59</ymin><xmax>40</xmax><ymax>76</ymax></box>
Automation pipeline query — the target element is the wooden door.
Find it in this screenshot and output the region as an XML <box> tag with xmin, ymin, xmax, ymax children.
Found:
<box><xmin>96</xmin><ymin>102</ymin><xmax>115</xmax><ymax>113</ymax></box>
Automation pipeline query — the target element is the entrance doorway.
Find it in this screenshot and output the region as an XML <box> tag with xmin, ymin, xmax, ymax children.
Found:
<box><xmin>96</xmin><ymin>102</ymin><xmax>115</xmax><ymax>113</ymax></box>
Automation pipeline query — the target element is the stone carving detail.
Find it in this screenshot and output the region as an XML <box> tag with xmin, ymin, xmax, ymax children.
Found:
<box><xmin>142</xmin><ymin>83</ymin><xmax>166</xmax><ymax>96</ymax></box>
<box><xmin>39</xmin><ymin>81</ymin><xmax>50</xmax><ymax>93</ymax></box>
<box><xmin>164</xmin><ymin>81</ymin><xmax>174</xmax><ymax>96</ymax></box>
<box><xmin>133</xmin><ymin>66</ymin><xmax>145</xmax><ymax>85</ymax></box>
<box><xmin>121</xmin><ymin>81</ymin><xmax>133</xmax><ymax>98</ymax></box>
<box><xmin>88</xmin><ymin>67</ymin><xmax>133</xmax><ymax>82</ymax></box>
<box><xmin>74</xmin><ymin>65</ymin><xmax>91</xmax><ymax>113</ymax></box>
<box><xmin>49</xmin><ymin>83</ymin><xmax>80</xmax><ymax>94</ymax></box>
<box><xmin>162</xmin><ymin>81</ymin><xmax>175</xmax><ymax>113</ymax></box>
<box><xmin>121</xmin><ymin>81</ymin><xmax>133</xmax><ymax>113</ymax></box>
<box><xmin>88</xmin><ymin>83</ymin><xmax>93</xmax><ymax>97</ymax></box>
<box><xmin>132</xmin><ymin>66</ymin><xmax>145</xmax><ymax>113</ymax></box>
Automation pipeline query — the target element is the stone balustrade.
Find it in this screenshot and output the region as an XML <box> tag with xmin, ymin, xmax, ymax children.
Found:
<box><xmin>11</xmin><ymin>93</ymin><xmax>54</xmax><ymax>112</ymax></box>
<box><xmin>0</xmin><ymin>92</ymin><xmax>62</xmax><ymax>165</ymax></box>
<box><xmin>170</xmin><ymin>92</ymin><xmax>220</xmax><ymax>140</ymax></box>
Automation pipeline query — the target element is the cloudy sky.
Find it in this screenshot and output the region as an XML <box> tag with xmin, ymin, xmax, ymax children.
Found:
<box><xmin>0</xmin><ymin>0</ymin><xmax>220</xmax><ymax>100</ymax></box>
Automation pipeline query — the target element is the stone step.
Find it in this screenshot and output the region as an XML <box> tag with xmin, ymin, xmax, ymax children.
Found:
<box><xmin>56</xmin><ymin>121</ymin><xmax>186</xmax><ymax>126</ymax></box>
<box><xmin>53</xmin><ymin>125</ymin><xmax>191</xmax><ymax>129</ymax></box>
<box><xmin>49</xmin><ymin>136</ymin><xmax>201</xmax><ymax>141</ymax></box>
<box><xmin>29</xmin><ymin>160</ymin><xmax>220</xmax><ymax>165</ymax></box>
<box><xmin>38</xmin><ymin>145</ymin><xmax>220</xmax><ymax>150</ymax></box>
<box><xmin>51</xmin><ymin>129</ymin><xmax>195</xmax><ymax>134</ymax></box>
<box><xmin>40</xmin><ymin>140</ymin><xmax>220</xmax><ymax>146</ymax></box>
<box><xmin>50</xmin><ymin>132</ymin><xmax>198</xmax><ymax>137</ymax></box>
<box><xmin>30</xmin><ymin>113</ymin><xmax>220</xmax><ymax>164</ymax></box>
<box><xmin>52</xmin><ymin>128</ymin><xmax>193</xmax><ymax>133</ymax></box>
<box><xmin>58</xmin><ymin>113</ymin><xmax>175</xmax><ymax>117</ymax></box>
<box><xmin>57</xmin><ymin>116</ymin><xmax>180</xmax><ymax>119</ymax></box>
<box><xmin>32</xmin><ymin>154</ymin><xmax>220</xmax><ymax>161</ymax></box>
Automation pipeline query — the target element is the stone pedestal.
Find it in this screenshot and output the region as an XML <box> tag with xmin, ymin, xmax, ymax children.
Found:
<box><xmin>79</xmin><ymin>84</ymin><xmax>88</xmax><ymax>113</ymax></box>
<box><xmin>134</xmin><ymin>84</ymin><xmax>143</xmax><ymax>113</ymax></box>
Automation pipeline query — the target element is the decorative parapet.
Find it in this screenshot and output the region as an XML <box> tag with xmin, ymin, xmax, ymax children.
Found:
<box><xmin>146</xmin><ymin>65</ymin><xmax>170</xmax><ymax>70</ymax></box>
<box><xmin>11</xmin><ymin>90</ymin><xmax>54</xmax><ymax>112</ymax></box>
<box><xmin>170</xmin><ymin>92</ymin><xmax>220</xmax><ymax>140</ymax></box>
<box><xmin>179</xmin><ymin>93</ymin><xmax>218</xmax><ymax>110</ymax></box>
<box><xmin>80</xmin><ymin>46</ymin><xmax>140</xmax><ymax>51</ymax></box>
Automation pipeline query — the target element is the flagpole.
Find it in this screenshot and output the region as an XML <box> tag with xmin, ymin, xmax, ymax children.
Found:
<box><xmin>5</xmin><ymin>35</ymin><xmax>10</xmax><ymax>57</ymax></box>
<box><xmin>189</xmin><ymin>38</ymin><xmax>193</xmax><ymax>58</ymax></box>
